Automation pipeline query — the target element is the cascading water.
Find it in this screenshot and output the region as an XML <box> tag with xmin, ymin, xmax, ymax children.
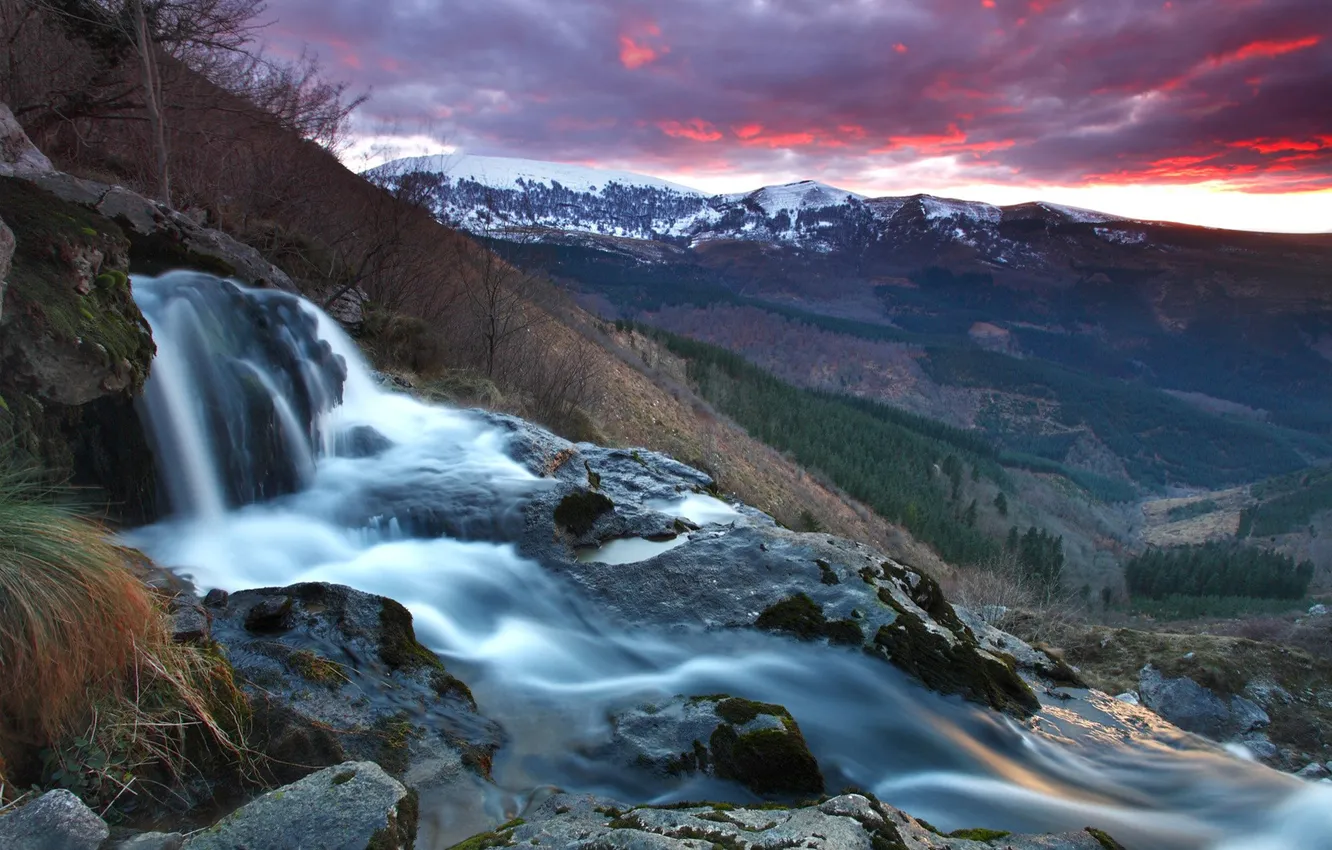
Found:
<box><xmin>126</xmin><ymin>271</ymin><xmax>1332</xmax><ymax>850</ymax></box>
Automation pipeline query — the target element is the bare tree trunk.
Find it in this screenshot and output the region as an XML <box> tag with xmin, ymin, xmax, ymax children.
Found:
<box><xmin>133</xmin><ymin>0</ymin><xmax>170</xmax><ymax>204</ymax></box>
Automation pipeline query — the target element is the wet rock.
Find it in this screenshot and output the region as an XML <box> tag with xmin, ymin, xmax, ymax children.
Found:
<box><xmin>1295</xmin><ymin>762</ymin><xmax>1330</xmax><ymax>780</ymax></box>
<box><xmin>0</xmin><ymin>102</ymin><xmax>54</xmax><ymax>178</ymax></box>
<box><xmin>1241</xmin><ymin>736</ymin><xmax>1278</xmax><ymax>761</ymax></box>
<box><xmin>507</xmin><ymin>424</ymin><xmax>1036</xmax><ymax>716</ymax></box>
<box><xmin>0</xmin><ymin>789</ymin><xmax>108</xmax><ymax>850</ymax></box>
<box><xmin>1138</xmin><ymin>665</ymin><xmax>1269</xmax><ymax>742</ymax></box>
<box><xmin>335</xmin><ymin>425</ymin><xmax>394</xmax><ymax>459</ymax></box>
<box><xmin>183</xmin><ymin>762</ymin><xmax>414</xmax><ymax>850</ymax></box>
<box><xmin>202</xmin><ymin>588</ymin><xmax>229</xmax><ymax>608</ymax></box>
<box><xmin>599</xmin><ymin>694</ymin><xmax>824</xmax><ymax>797</ymax></box>
<box><xmin>208</xmin><ymin>582</ymin><xmax>500</xmax><ymax>800</ymax></box>
<box><xmin>453</xmin><ymin>791</ymin><xmax>1118</xmax><ymax>850</ymax></box>
<box><xmin>109</xmin><ymin>832</ymin><xmax>185</xmax><ymax>850</ymax></box>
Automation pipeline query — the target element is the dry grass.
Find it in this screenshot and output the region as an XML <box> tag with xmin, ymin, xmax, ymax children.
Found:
<box><xmin>0</xmin><ymin>469</ymin><xmax>157</xmax><ymax>756</ymax></box>
<box><xmin>0</xmin><ymin>468</ymin><xmax>254</xmax><ymax>813</ymax></box>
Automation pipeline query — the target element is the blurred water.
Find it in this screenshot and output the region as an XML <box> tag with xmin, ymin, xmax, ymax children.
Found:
<box><xmin>127</xmin><ymin>273</ymin><xmax>1332</xmax><ymax>849</ymax></box>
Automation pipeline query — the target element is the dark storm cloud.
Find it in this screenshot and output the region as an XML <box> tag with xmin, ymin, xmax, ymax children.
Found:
<box><xmin>260</xmin><ymin>0</ymin><xmax>1332</xmax><ymax>191</ymax></box>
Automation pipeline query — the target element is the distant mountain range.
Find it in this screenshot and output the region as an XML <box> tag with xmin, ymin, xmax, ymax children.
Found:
<box><xmin>367</xmin><ymin>153</ymin><xmax>1332</xmax><ymax>501</ymax></box>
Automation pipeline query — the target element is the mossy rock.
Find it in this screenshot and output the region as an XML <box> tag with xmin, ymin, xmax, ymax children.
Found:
<box><xmin>1085</xmin><ymin>826</ymin><xmax>1128</xmax><ymax>850</ymax></box>
<box><xmin>688</xmin><ymin>695</ymin><xmax>824</xmax><ymax>797</ymax></box>
<box><xmin>874</xmin><ymin>592</ymin><xmax>1038</xmax><ymax>716</ymax></box>
<box><xmin>0</xmin><ymin>177</ymin><xmax>159</xmax><ymax>522</ymax></box>
<box><xmin>554</xmin><ymin>489</ymin><xmax>614</xmax><ymax>536</ymax></box>
<box><xmin>378</xmin><ymin>599</ymin><xmax>445</xmax><ymax>673</ymax></box>
<box><xmin>755</xmin><ymin>593</ymin><xmax>864</xmax><ymax>647</ymax></box>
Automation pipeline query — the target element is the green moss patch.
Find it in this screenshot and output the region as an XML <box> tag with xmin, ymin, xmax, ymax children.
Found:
<box><xmin>949</xmin><ymin>827</ymin><xmax>1011</xmax><ymax>841</ymax></box>
<box><xmin>1085</xmin><ymin>826</ymin><xmax>1128</xmax><ymax>850</ymax></box>
<box><xmin>554</xmin><ymin>489</ymin><xmax>614</xmax><ymax>535</ymax></box>
<box><xmin>874</xmin><ymin>594</ymin><xmax>1038</xmax><ymax>716</ymax></box>
<box><xmin>755</xmin><ymin>593</ymin><xmax>864</xmax><ymax>647</ymax></box>
<box><xmin>287</xmin><ymin>649</ymin><xmax>346</xmax><ymax>688</ymax></box>
<box><xmin>378</xmin><ymin>599</ymin><xmax>444</xmax><ymax>672</ymax></box>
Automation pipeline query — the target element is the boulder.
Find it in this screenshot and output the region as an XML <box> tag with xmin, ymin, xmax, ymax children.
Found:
<box><xmin>0</xmin><ymin>102</ymin><xmax>53</xmax><ymax>178</ymax></box>
<box><xmin>0</xmin><ymin>789</ymin><xmax>109</xmax><ymax>850</ymax></box>
<box><xmin>1295</xmin><ymin>762</ymin><xmax>1330</xmax><ymax>780</ymax></box>
<box><xmin>451</xmin><ymin>791</ymin><xmax>1121</xmax><ymax>850</ymax></box>
<box><xmin>1138</xmin><ymin>665</ymin><xmax>1269</xmax><ymax>742</ymax></box>
<box><xmin>599</xmin><ymin>694</ymin><xmax>824</xmax><ymax>797</ymax></box>
<box><xmin>207</xmin><ymin>582</ymin><xmax>500</xmax><ymax>798</ymax></box>
<box><xmin>108</xmin><ymin>832</ymin><xmax>185</xmax><ymax>850</ymax></box>
<box><xmin>183</xmin><ymin>762</ymin><xmax>414</xmax><ymax>850</ymax></box>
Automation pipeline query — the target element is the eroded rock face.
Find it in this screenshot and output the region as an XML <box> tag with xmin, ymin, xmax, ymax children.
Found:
<box><xmin>0</xmin><ymin>177</ymin><xmax>159</xmax><ymax>520</ymax></box>
<box><xmin>182</xmin><ymin>762</ymin><xmax>414</xmax><ymax>850</ymax></box>
<box><xmin>599</xmin><ymin>695</ymin><xmax>824</xmax><ymax>797</ymax></box>
<box><xmin>454</xmin><ymin>792</ymin><xmax>1119</xmax><ymax>850</ymax></box>
<box><xmin>0</xmin><ymin>212</ymin><xmax>13</xmax><ymax>320</ymax></box>
<box><xmin>504</xmin><ymin>427</ymin><xmax>1047</xmax><ymax>717</ymax></box>
<box><xmin>205</xmin><ymin>582</ymin><xmax>500</xmax><ymax>801</ymax></box>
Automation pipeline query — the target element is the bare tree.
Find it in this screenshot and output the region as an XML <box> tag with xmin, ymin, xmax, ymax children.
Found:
<box><xmin>450</xmin><ymin>227</ymin><xmax>550</xmax><ymax>379</ymax></box>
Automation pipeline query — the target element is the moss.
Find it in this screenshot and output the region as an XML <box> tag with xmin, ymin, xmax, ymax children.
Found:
<box><xmin>331</xmin><ymin>768</ymin><xmax>356</xmax><ymax>785</ymax></box>
<box><xmin>287</xmin><ymin>649</ymin><xmax>346</xmax><ymax>687</ymax></box>
<box><xmin>873</xmin><ymin>594</ymin><xmax>1038</xmax><ymax>716</ymax></box>
<box><xmin>709</xmin><ymin>724</ymin><xmax>824</xmax><ymax>797</ymax></box>
<box><xmin>430</xmin><ymin>670</ymin><xmax>476</xmax><ymax>708</ymax></box>
<box><xmin>755</xmin><ymin>593</ymin><xmax>827</xmax><ymax>640</ymax></box>
<box><xmin>1085</xmin><ymin>826</ymin><xmax>1128</xmax><ymax>850</ymax></box>
<box><xmin>755</xmin><ymin>594</ymin><xmax>865</xmax><ymax>647</ymax></box>
<box><xmin>554</xmin><ymin>489</ymin><xmax>614</xmax><ymax>535</ymax></box>
<box><xmin>713</xmin><ymin>697</ymin><xmax>791</xmax><ymax>727</ymax></box>
<box><xmin>948</xmin><ymin>827</ymin><xmax>1011</xmax><ymax>840</ymax></box>
<box><xmin>1032</xmin><ymin>643</ymin><xmax>1087</xmax><ymax>688</ymax></box>
<box><xmin>373</xmin><ymin>713</ymin><xmax>416</xmax><ymax>777</ymax></box>
<box><xmin>378</xmin><ymin>599</ymin><xmax>444</xmax><ymax>672</ymax></box>
<box><xmin>445</xmin><ymin>821</ymin><xmax>518</xmax><ymax>850</ymax></box>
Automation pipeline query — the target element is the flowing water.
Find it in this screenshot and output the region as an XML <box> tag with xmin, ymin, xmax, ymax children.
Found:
<box><xmin>126</xmin><ymin>272</ymin><xmax>1332</xmax><ymax>849</ymax></box>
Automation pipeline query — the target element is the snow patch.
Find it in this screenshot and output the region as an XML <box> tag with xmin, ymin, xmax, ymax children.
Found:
<box><xmin>919</xmin><ymin>195</ymin><xmax>1002</xmax><ymax>223</ymax></box>
<box><xmin>376</xmin><ymin>153</ymin><xmax>705</xmax><ymax>196</ymax></box>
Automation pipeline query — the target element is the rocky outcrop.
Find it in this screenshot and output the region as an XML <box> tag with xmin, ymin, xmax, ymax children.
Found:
<box><xmin>504</xmin><ymin>430</ymin><xmax>1048</xmax><ymax>717</ymax></box>
<box><xmin>0</xmin><ymin>176</ymin><xmax>159</xmax><ymax>520</ymax></box>
<box><xmin>183</xmin><ymin>762</ymin><xmax>415</xmax><ymax>850</ymax></box>
<box><xmin>598</xmin><ymin>695</ymin><xmax>824</xmax><ymax>797</ymax></box>
<box><xmin>0</xmin><ymin>789</ymin><xmax>109</xmax><ymax>850</ymax></box>
<box><xmin>203</xmin><ymin>583</ymin><xmax>499</xmax><ymax>800</ymax></box>
<box><xmin>1138</xmin><ymin>664</ymin><xmax>1270</xmax><ymax>742</ymax></box>
<box><xmin>452</xmin><ymin>791</ymin><xmax>1121</xmax><ymax>850</ymax></box>
<box><xmin>0</xmin><ymin>212</ymin><xmax>12</xmax><ymax>321</ymax></box>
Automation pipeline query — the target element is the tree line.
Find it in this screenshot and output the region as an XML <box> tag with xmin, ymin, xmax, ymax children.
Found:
<box><xmin>1125</xmin><ymin>542</ymin><xmax>1313</xmax><ymax>600</ymax></box>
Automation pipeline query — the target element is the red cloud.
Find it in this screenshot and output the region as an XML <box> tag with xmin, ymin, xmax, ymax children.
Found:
<box><xmin>1215</xmin><ymin>35</ymin><xmax>1322</xmax><ymax>65</ymax></box>
<box><xmin>873</xmin><ymin>124</ymin><xmax>1014</xmax><ymax>155</ymax></box>
<box><xmin>658</xmin><ymin>119</ymin><xmax>723</xmax><ymax>142</ymax></box>
<box><xmin>740</xmin><ymin>130</ymin><xmax>817</xmax><ymax>148</ymax></box>
<box><xmin>893</xmin><ymin>43</ymin><xmax>908</xmax><ymax>53</ymax></box>
<box><xmin>733</xmin><ymin>124</ymin><xmax>765</xmax><ymax>140</ymax></box>
<box><xmin>619</xmin><ymin>22</ymin><xmax>669</xmax><ymax>69</ymax></box>
<box><xmin>1229</xmin><ymin>137</ymin><xmax>1332</xmax><ymax>154</ymax></box>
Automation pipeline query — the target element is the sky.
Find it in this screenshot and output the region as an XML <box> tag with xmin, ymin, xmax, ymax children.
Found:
<box><xmin>260</xmin><ymin>0</ymin><xmax>1332</xmax><ymax>232</ymax></box>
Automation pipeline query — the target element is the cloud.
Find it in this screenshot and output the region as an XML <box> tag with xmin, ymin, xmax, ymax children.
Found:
<box><xmin>259</xmin><ymin>0</ymin><xmax>1332</xmax><ymax>200</ymax></box>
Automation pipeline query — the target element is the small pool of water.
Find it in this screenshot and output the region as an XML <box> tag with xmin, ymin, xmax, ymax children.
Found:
<box><xmin>575</xmin><ymin>535</ymin><xmax>689</xmax><ymax>565</ymax></box>
<box><xmin>645</xmin><ymin>493</ymin><xmax>738</xmax><ymax>525</ymax></box>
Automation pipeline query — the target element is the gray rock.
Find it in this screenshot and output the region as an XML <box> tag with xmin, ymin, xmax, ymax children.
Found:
<box><xmin>505</xmin><ymin>425</ymin><xmax>1038</xmax><ymax>716</ymax></box>
<box><xmin>0</xmin><ymin>789</ymin><xmax>109</xmax><ymax>850</ymax></box>
<box><xmin>109</xmin><ymin>832</ymin><xmax>185</xmax><ymax>850</ymax></box>
<box><xmin>1137</xmin><ymin>665</ymin><xmax>1267</xmax><ymax>742</ymax></box>
<box><xmin>1114</xmin><ymin>691</ymin><xmax>1140</xmax><ymax>706</ymax></box>
<box><xmin>1241</xmin><ymin>736</ymin><xmax>1279</xmax><ymax>761</ymax></box>
<box><xmin>207</xmin><ymin>582</ymin><xmax>499</xmax><ymax>800</ymax></box>
<box><xmin>183</xmin><ymin>762</ymin><xmax>413</xmax><ymax>850</ymax></box>
<box><xmin>1296</xmin><ymin>762</ymin><xmax>1331</xmax><ymax>780</ymax></box>
<box><xmin>1309</xmin><ymin>603</ymin><xmax>1328</xmax><ymax>616</ymax></box>
<box><xmin>456</xmin><ymin>791</ymin><xmax>1117</xmax><ymax>850</ymax></box>
<box><xmin>0</xmin><ymin>212</ymin><xmax>12</xmax><ymax>321</ymax></box>
<box><xmin>597</xmin><ymin>694</ymin><xmax>823</xmax><ymax>797</ymax></box>
<box><xmin>0</xmin><ymin>102</ymin><xmax>54</xmax><ymax>178</ymax></box>
<box><xmin>170</xmin><ymin>602</ymin><xmax>210</xmax><ymax>643</ymax></box>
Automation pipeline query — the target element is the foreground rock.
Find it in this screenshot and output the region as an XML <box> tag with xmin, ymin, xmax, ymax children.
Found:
<box><xmin>0</xmin><ymin>789</ymin><xmax>108</xmax><ymax>850</ymax></box>
<box><xmin>184</xmin><ymin>762</ymin><xmax>414</xmax><ymax>850</ymax></box>
<box><xmin>203</xmin><ymin>582</ymin><xmax>500</xmax><ymax>799</ymax></box>
<box><xmin>455</xmin><ymin>792</ymin><xmax>1121</xmax><ymax>850</ymax></box>
<box><xmin>599</xmin><ymin>695</ymin><xmax>824</xmax><ymax>797</ymax></box>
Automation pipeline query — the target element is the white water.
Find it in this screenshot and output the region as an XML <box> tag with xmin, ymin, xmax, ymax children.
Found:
<box><xmin>126</xmin><ymin>273</ymin><xmax>1332</xmax><ymax>849</ymax></box>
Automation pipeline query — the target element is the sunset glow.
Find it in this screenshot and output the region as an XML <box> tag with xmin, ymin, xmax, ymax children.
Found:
<box><xmin>260</xmin><ymin>0</ymin><xmax>1332</xmax><ymax>232</ymax></box>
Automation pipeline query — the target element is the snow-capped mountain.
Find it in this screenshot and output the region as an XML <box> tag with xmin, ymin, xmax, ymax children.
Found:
<box><xmin>365</xmin><ymin>154</ymin><xmax>1151</xmax><ymax>267</ymax></box>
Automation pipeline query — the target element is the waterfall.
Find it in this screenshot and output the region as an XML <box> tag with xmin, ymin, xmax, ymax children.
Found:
<box><xmin>125</xmin><ymin>272</ymin><xmax>1332</xmax><ymax>850</ymax></box>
